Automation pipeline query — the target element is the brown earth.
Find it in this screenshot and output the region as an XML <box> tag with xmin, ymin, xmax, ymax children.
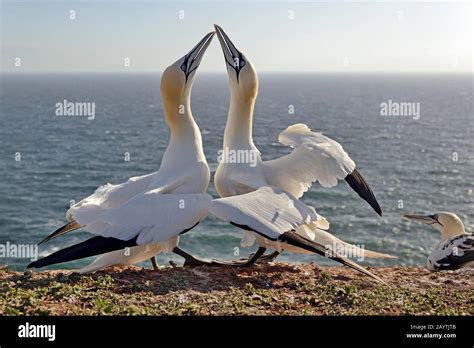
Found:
<box><xmin>0</xmin><ymin>263</ymin><xmax>472</xmax><ymax>315</ymax></box>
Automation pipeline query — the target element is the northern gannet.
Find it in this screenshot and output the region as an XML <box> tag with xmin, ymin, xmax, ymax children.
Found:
<box><xmin>28</xmin><ymin>32</ymin><xmax>217</xmax><ymax>272</ymax></box>
<box><xmin>403</xmin><ymin>212</ymin><xmax>473</xmax><ymax>271</ymax></box>
<box><xmin>27</xmin><ymin>28</ymin><xmax>389</xmax><ymax>284</ymax></box>
<box><xmin>212</xmin><ymin>25</ymin><xmax>391</xmax><ymax>283</ymax></box>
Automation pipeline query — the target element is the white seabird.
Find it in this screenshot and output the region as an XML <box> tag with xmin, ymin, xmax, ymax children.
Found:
<box><xmin>28</xmin><ymin>28</ymin><xmax>389</xmax><ymax>284</ymax></box>
<box><xmin>211</xmin><ymin>25</ymin><xmax>392</xmax><ymax>282</ymax></box>
<box><xmin>403</xmin><ymin>212</ymin><xmax>473</xmax><ymax>271</ymax></box>
<box><xmin>28</xmin><ymin>32</ymin><xmax>218</xmax><ymax>272</ymax></box>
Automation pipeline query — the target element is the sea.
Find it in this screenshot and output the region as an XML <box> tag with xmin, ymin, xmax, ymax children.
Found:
<box><xmin>0</xmin><ymin>72</ymin><xmax>472</xmax><ymax>271</ymax></box>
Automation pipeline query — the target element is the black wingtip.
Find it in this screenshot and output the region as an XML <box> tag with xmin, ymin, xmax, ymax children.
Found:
<box><xmin>38</xmin><ymin>221</ymin><xmax>82</xmax><ymax>245</ymax></box>
<box><xmin>26</xmin><ymin>261</ymin><xmax>36</xmax><ymax>269</ymax></box>
<box><xmin>279</xmin><ymin>231</ymin><xmax>388</xmax><ymax>285</ymax></box>
<box><xmin>345</xmin><ymin>168</ymin><xmax>382</xmax><ymax>216</ymax></box>
<box><xmin>28</xmin><ymin>235</ymin><xmax>138</xmax><ymax>269</ymax></box>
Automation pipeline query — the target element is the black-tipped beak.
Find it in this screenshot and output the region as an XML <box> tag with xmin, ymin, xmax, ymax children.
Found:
<box><xmin>180</xmin><ymin>31</ymin><xmax>215</xmax><ymax>82</ymax></box>
<box><xmin>402</xmin><ymin>213</ymin><xmax>443</xmax><ymax>227</ymax></box>
<box><xmin>214</xmin><ymin>24</ymin><xmax>246</xmax><ymax>81</ymax></box>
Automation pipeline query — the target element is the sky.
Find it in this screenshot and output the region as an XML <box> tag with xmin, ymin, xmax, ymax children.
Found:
<box><xmin>0</xmin><ymin>0</ymin><xmax>472</xmax><ymax>73</ymax></box>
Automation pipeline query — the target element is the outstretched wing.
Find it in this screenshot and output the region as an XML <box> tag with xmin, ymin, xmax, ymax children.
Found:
<box><xmin>209</xmin><ymin>186</ymin><xmax>386</xmax><ymax>285</ymax></box>
<box><xmin>29</xmin><ymin>191</ymin><xmax>211</xmax><ymax>269</ymax></box>
<box><xmin>67</xmin><ymin>172</ymin><xmax>158</xmax><ymax>216</ymax></box>
<box><xmin>209</xmin><ymin>186</ymin><xmax>320</xmax><ymax>240</ymax></box>
<box><xmin>39</xmin><ymin>173</ymin><xmax>190</xmax><ymax>244</ymax></box>
<box><xmin>79</xmin><ymin>191</ymin><xmax>212</xmax><ymax>245</ymax></box>
<box><xmin>263</xmin><ymin>123</ymin><xmax>382</xmax><ymax>216</ymax></box>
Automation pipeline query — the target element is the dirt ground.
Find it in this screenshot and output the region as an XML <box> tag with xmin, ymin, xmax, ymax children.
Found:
<box><xmin>0</xmin><ymin>263</ymin><xmax>472</xmax><ymax>315</ymax></box>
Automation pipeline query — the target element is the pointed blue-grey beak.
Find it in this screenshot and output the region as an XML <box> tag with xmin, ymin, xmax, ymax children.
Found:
<box><xmin>214</xmin><ymin>24</ymin><xmax>246</xmax><ymax>81</ymax></box>
<box><xmin>402</xmin><ymin>213</ymin><xmax>443</xmax><ymax>227</ymax></box>
<box><xmin>180</xmin><ymin>31</ymin><xmax>215</xmax><ymax>82</ymax></box>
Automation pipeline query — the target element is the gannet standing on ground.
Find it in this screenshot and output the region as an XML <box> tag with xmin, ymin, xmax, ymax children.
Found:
<box><xmin>29</xmin><ymin>32</ymin><xmax>218</xmax><ymax>272</ymax></box>
<box><xmin>403</xmin><ymin>212</ymin><xmax>474</xmax><ymax>271</ymax></box>
<box><xmin>211</xmin><ymin>25</ymin><xmax>392</xmax><ymax>281</ymax></box>
<box><xmin>27</xmin><ymin>28</ymin><xmax>389</xmax><ymax>284</ymax></box>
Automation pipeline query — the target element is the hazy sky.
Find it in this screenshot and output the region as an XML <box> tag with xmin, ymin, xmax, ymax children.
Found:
<box><xmin>1</xmin><ymin>0</ymin><xmax>472</xmax><ymax>72</ymax></box>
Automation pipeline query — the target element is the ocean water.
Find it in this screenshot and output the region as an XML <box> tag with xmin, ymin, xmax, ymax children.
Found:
<box><xmin>0</xmin><ymin>72</ymin><xmax>472</xmax><ymax>271</ymax></box>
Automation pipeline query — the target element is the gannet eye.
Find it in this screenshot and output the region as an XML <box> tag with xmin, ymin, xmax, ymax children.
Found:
<box><xmin>433</xmin><ymin>214</ymin><xmax>439</xmax><ymax>221</ymax></box>
<box><xmin>180</xmin><ymin>61</ymin><xmax>188</xmax><ymax>73</ymax></box>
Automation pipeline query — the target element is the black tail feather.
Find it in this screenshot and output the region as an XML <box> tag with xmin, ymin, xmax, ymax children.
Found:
<box><xmin>279</xmin><ymin>231</ymin><xmax>388</xmax><ymax>285</ymax></box>
<box><xmin>345</xmin><ymin>168</ymin><xmax>382</xmax><ymax>216</ymax></box>
<box><xmin>28</xmin><ymin>235</ymin><xmax>138</xmax><ymax>269</ymax></box>
<box><xmin>39</xmin><ymin>221</ymin><xmax>83</xmax><ymax>245</ymax></box>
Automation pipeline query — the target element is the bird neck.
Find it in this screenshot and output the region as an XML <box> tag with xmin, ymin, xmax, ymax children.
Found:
<box><xmin>223</xmin><ymin>94</ymin><xmax>257</xmax><ymax>151</ymax></box>
<box><xmin>163</xmin><ymin>97</ymin><xmax>195</xmax><ymax>135</ymax></box>
<box><xmin>162</xmin><ymin>98</ymin><xmax>206</xmax><ymax>162</ymax></box>
<box><xmin>440</xmin><ymin>223</ymin><xmax>466</xmax><ymax>242</ymax></box>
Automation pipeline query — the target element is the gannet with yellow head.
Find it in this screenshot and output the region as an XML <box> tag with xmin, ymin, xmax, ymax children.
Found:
<box><xmin>28</xmin><ymin>32</ymin><xmax>216</xmax><ymax>272</ymax></box>
<box><xmin>212</xmin><ymin>24</ymin><xmax>392</xmax><ymax>284</ymax></box>
<box><xmin>403</xmin><ymin>212</ymin><xmax>473</xmax><ymax>271</ymax></box>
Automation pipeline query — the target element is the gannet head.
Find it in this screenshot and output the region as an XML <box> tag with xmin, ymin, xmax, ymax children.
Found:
<box><xmin>403</xmin><ymin>212</ymin><xmax>466</xmax><ymax>242</ymax></box>
<box><xmin>214</xmin><ymin>24</ymin><xmax>258</xmax><ymax>100</ymax></box>
<box><xmin>160</xmin><ymin>31</ymin><xmax>215</xmax><ymax>105</ymax></box>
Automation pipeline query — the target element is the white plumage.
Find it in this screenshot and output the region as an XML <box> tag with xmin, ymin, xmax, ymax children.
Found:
<box><xmin>75</xmin><ymin>192</ymin><xmax>212</xmax><ymax>245</ymax></box>
<box><xmin>213</xmin><ymin>24</ymin><xmax>389</xmax><ymax>265</ymax></box>
<box><xmin>209</xmin><ymin>186</ymin><xmax>318</xmax><ymax>240</ymax></box>
<box><xmin>30</xmin><ymin>32</ymin><xmax>216</xmax><ymax>272</ymax></box>
<box><xmin>31</xmin><ymin>27</ymin><xmax>391</xmax><ymax>285</ymax></box>
<box><xmin>265</xmin><ymin>124</ymin><xmax>356</xmax><ymax>197</ymax></box>
<box><xmin>79</xmin><ymin>244</ymin><xmax>165</xmax><ymax>274</ymax></box>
